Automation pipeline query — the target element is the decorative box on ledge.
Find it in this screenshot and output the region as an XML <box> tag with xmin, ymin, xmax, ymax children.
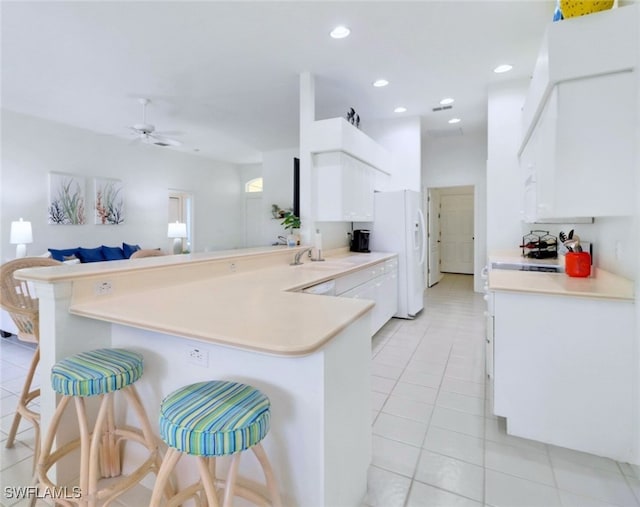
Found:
<box><xmin>309</xmin><ymin>118</ymin><xmax>391</xmax><ymax>174</ymax></box>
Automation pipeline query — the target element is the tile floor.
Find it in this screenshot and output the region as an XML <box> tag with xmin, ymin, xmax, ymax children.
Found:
<box><xmin>1</xmin><ymin>273</ymin><xmax>640</xmax><ymax>506</ymax></box>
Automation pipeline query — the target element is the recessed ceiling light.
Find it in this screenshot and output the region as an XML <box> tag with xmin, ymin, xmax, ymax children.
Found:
<box><xmin>330</xmin><ymin>26</ymin><xmax>350</xmax><ymax>39</ymax></box>
<box><xmin>494</xmin><ymin>64</ymin><xmax>513</xmax><ymax>74</ymax></box>
<box><xmin>394</xmin><ymin>107</ymin><xmax>407</xmax><ymax>113</ymax></box>
<box><xmin>440</xmin><ymin>97</ymin><xmax>455</xmax><ymax>105</ymax></box>
<box><xmin>373</xmin><ymin>79</ymin><xmax>389</xmax><ymax>88</ymax></box>
<box><xmin>448</xmin><ymin>118</ymin><xmax>461</xmax><ymax>124</ymax></box>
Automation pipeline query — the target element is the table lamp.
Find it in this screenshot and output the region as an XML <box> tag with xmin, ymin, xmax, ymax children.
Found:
<box><xmin>10</xmin><ymin>218</ymin><xmax>33</xmax><ymax>258</ymax></box>
<box><xmin>167</xmin><ymin>221</ymin><xmax>187</xmax><ymax>254</ymax></box>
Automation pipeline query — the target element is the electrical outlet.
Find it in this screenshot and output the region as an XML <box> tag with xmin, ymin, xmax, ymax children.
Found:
<box><xmin>229</xmin><ymin>262</ymin><xmax>237</xmax><ymax>272</ymax></box>
<box><xmin>187</xmin><ymin>347</ymin><xmax>208</xmax><ymax>367</ymax></box>
<box><xmin>95</xmin><ymin>281</ymin><xmax>112</xmax><ymax>295</ymax></box>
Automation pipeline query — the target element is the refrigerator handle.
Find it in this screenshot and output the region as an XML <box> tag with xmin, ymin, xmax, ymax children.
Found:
<box><xmin>417</xmin><ymin>208</ymin><xmax>426</xmax><ymax>266</ymax></box>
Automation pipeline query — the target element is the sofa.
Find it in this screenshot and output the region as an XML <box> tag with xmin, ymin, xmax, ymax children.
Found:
<box><xmin>48</xmin><ymin>242</ymin><xmax>143</xmax><ymax>263</ymax></box>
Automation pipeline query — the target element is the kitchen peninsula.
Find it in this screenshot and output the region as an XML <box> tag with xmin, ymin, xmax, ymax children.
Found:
<box><xmin>17</xmin><ymin>246</ymin><xmax>397</xmax><ymax>506</ymax></box>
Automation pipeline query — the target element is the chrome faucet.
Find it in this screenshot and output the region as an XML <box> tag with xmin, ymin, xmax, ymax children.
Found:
<box><xmin>291</xmin><ymin>247</ymin><xmax>313</xmax><ymax>265</ymax></box>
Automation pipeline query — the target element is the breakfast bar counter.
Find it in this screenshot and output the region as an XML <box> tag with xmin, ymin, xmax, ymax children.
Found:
<box><xmin>16</xmin><ymin>246</ymin><xmax>396</xmax><ymax>506</ymax></box>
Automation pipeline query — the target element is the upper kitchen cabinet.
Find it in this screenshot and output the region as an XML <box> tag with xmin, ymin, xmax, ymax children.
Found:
<box><xmin>310</xmin><ymin>117</ymin><xmax>390</xmax><ymax>222</ymax></box>
<box><xmin>314</xmin><ymin>151</ymin><xmax>375</xmax><ymax>222</ymax></box>
<box><xmin>309</xmin><ymin>118</ymin><xmax>391</xmax><ymax>174</ymax></box>
<box><xmin>519</xmin><ymin>4</ymin><xmax>638</xmax><ymax>220</ymax></box>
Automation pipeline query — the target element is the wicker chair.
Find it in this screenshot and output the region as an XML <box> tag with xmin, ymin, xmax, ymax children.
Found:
<box><xmin>0</xmin><ymin>257</ymin><xmax>61</xmax><ymax>467</ymax></box>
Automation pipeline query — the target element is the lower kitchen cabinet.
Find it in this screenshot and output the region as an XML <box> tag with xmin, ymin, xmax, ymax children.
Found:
<box><xmin>337</xmin><ymin>258</ymin><xmax>398</xmax><ymax>334</ymax></box>
<box><xmin>492</xmin><ymin>290</ymin><xmax>635</xmax><ymax>462</ymax></box>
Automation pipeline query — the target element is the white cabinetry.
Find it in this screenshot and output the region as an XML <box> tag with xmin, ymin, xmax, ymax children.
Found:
<box><xmin>314</xmin><ymin>152</ymin><xmax>374</xmax><ymax>222</ymax></box>
<box><xmin>336</xmin><ymin>258</ymin><xmax>398</xmax><ymax>334</ymax></box>
<box><xmin>492</xmin><ymin>290</ymin><xmax>635</xmax><ymax>462</ymax></box>
<box><xmin>519</xmin><ymin>5</ymin><xmax>638</xmax><ymax>220</ymax></box>
<box><xmin>309</xmin><ymin>118</ymin><xmax>391</xmax><ymax>174</ymax></box>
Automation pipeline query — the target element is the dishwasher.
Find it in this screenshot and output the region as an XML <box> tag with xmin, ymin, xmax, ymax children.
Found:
<box><xmin>301</xmin><ymin>280</ymin><xmax>336</xmax><ymax>296</ymax></box>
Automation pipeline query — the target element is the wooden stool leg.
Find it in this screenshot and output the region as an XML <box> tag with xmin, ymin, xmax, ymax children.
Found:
<box><xmin>37</xmin><ymin>396</ymin><xmax>71</xmax><ymax>473</ymax></box>
<box><xmin>6</xmin><ymin>346</ymin><xmax>40</xmax><ymax>450</ymax></box>
<box><xmin>149</xmin><ymin>447</ymin><xmax>182</xmax><ymax>507</ymax></box>
<box><xmin>88</xmin><ymin>393</ymin><xmax>112</xmax><ymax>507</ymax></box>
<box><xmin>74</xmin><ymin>396</ymin><xmax>92</xmax><ymax>507</ymax></box>
<box><xmin>197</xmin><ymin>456</ymin><xmax>221</xmax><ymax>507</ymax></box>
<box><xmin>123</xmin><ymin>385</ymin><xmax>175</xmax><ymax>499</ymax></box>
<box><xmin>32</xmin><ymin>416</ymin><xmax>41</xmax><ymax>475</ymax></box>
<box><xmin>222</xmin><ymin>453</ymin><xmax>241</xmax><ymax>507</ymax></box>
<box><xmin>252</xmin><ymin>443</ymin><xmax>282</xmax><ymax>507</ymax></box>
<box><xmin>99</xmin><ymin>393</ymin><xmax>121</xmax><ymax>478</ymax></box>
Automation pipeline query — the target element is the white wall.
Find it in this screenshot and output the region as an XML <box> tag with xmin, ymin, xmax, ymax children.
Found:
<box><xmin>423</xmin><ymin>129</ymin><xmax>487</xmax><ymax>292</ymax></box>
<box><xmin>366</xmin><ymin>116</ymin><xmax>422</xmax><ymax>192</ymax></box>
<box><xmin>486</xmin><ymin>80</ymin><xmax>528</xmax><ymax>255</ymax></box>
<box><xmin>1</xmin><ymin>109</ymin><xmax>243</xmax><ymax>260</ymax></box>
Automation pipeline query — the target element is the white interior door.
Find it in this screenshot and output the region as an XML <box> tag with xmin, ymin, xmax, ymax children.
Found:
<box><xmin>427</xmin><ymin>188</ymin><xmax>442</xmax><ymax>287</ymax></box>
<box><xmin>440</xmin><ymin>193</ymin><xmax>474</xmax><ymax>274</ymax></box>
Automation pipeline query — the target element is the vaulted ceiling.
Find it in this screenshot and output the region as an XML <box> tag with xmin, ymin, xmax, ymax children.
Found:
<box><xmin>2</xmin><ymin>1</ymin><xmax>557</xmax><ymax>163</ymax></box>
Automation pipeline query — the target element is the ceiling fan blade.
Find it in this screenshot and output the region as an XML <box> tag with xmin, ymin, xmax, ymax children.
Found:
<box><xmin>149</xmin><ymin>134</ymin><xmax>181</xmax><ymax>147</ymax></box>
<box><xmin>154</xmin><ymin>130</ymin><xmax>183</xmax><ymax>136</ymax></box>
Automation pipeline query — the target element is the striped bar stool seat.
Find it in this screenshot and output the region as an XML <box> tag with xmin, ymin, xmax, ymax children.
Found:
<box><xmin>35</xmin><ymin>348</ymin><xmax>172</xmax><ymax>507</ymax></box>
<box><xmin>150</xmin><ymin>381</ymin><xmax>282</xmax><ymax>507</ymax></box>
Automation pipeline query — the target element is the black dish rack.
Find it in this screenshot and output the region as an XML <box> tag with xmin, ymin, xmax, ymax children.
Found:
<box><xmin>521</xmin><ymin>230</ymin><xmax>558</xmax><ymax>259</ymax></box>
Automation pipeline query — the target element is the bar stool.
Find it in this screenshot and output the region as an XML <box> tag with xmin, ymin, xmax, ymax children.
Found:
<box><xmin>35</xmin><ymin>348</ymin><xmax>172</xmax><ymax>506</ymax></box>
<box><xmin>149</xmin><ymin>380</ymin><xmax>282</xmax><ymax>507</ymax></box>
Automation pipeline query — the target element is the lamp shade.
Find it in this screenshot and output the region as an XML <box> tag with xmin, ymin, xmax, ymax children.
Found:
<box><xmin>10</xmin><ymin>218</ymin><xmax>33</xmax><ymax>244</ymax></box>
<box><xmin>167</xmin><ymin>221</ymin><xmax>187</xmax><ymax>239</ymax></box>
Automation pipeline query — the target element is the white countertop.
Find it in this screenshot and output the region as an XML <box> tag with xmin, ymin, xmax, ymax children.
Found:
<box><xmin>488</xmin><ymin>252</ymin><xmax>634</xmax><ymax>301</ymax></box>
<box><xmin>53</xmin><ymin>250</ymin><xmax>396</xmax><ymax>356</ymax></box>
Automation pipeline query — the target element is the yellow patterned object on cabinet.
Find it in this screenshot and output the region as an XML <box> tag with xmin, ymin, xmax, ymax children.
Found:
<box><xmin>559</xmin><ymin>0</ymin><xmax>614</xmax><ymax>18</ymax></box>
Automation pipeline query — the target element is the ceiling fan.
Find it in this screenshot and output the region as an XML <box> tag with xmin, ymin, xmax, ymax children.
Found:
<box><xmin>129</xmin><ymin>98</ymin><xmax>181</xmax><ymax>147</ymax></box>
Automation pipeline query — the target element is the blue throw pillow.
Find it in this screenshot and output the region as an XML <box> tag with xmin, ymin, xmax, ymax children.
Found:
<box><xmin>76</xmin><ymin>247</ymin><xmax>106</xmax><ymax>263</ymax></box>
<box><xmin>122</xmin><ymin>242</ymin><xmax>141</xmax><ymax>259</ymax></box>
<box><xmin>101</xmin><ymin>245</ymin><xmax>126</xmax><ymax>261</ymax></box>
<box><xmin>48</xmin><ymin>247</ymin><xmax>80</xmax><ymax>262</ymax></box>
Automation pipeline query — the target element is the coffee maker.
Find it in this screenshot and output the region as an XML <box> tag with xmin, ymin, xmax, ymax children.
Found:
<box><xmin>350</xmin><ymin>229</ymin><xmax>370</xmax><ymax>253</ymax></box>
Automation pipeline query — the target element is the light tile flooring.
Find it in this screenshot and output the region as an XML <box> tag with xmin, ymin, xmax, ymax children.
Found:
<box><xmin>1</xmin><ymin>273</ymin><xmax>640</xmax><ymax>506</ymax></box>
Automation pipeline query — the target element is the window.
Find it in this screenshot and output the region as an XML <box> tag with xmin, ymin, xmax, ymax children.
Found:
<box><xmin>245</xmin><ymin>177</ymin><xmax>263</xmax><ymax>193</ymax></box>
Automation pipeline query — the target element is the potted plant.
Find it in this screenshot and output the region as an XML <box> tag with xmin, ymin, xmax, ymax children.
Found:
<box><xmin>281</xmin><ymin>211</ymin><xmax>301</xmax><ymax>246</ymax></box>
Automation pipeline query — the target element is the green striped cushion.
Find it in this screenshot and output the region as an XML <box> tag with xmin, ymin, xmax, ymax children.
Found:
<box><xmin>51</xmin><ymin>348</ymin><xmax>143</xmax><ymax>397</ymax></box>
<box><xmin>159</xmin><ymin>381</ymin><xmax>270</xmax><ymax>456</ymax></box>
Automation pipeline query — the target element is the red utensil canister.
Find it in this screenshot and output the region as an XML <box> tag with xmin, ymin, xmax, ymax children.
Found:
<box><xmin>565</xmin><ymin>252</ymin><xmax>591</xmax><ymax>277</ymax></box>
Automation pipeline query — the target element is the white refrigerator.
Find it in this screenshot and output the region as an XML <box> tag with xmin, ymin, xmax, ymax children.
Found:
<box><xmin>369</xmin><ymin>190</ymin><xmax>426</xmax><ymax>319</ymax></box>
